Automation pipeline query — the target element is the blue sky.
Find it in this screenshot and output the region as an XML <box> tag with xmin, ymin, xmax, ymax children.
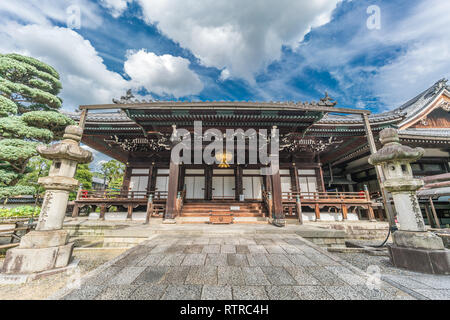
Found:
<box><xmin>1</xmin><ymin>0</ymin><xmax>449</xmax><ymax>166</ymax></box>
<box><xmin>1</xmin><ymin>0</ymin><xmax>449</xmax><ymax>112</ymax></box>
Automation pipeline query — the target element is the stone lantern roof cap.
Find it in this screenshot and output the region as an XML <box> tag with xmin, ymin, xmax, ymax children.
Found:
<box><xmin>368</xmin><ymin>128</ymin><xmax>425</xmax><ymax>165</ymax></box>
<box><xmin>37</xmin><ymin>125</ymin><xmax>93</xmax><ymax>163</ymax></box>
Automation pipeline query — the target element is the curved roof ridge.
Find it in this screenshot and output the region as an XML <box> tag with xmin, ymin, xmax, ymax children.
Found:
<box><xmin>387</xmin><ymin>78</ymin><xmax>448</xmax><ymax>122</ymax></box>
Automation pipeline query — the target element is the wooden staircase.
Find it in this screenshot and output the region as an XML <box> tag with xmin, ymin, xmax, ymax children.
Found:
<box><xmin>181</xmin><ymin>202</ymin><xmax>266</xmax><ymax>217</ymax></box>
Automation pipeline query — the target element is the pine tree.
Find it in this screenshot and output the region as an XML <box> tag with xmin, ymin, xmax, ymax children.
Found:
<box><xmin>0</xmin><ymin>53</ymin><xmax>74</xmax><ymax>198</ymax></box>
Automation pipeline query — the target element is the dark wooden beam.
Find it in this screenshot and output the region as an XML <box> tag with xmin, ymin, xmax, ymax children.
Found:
<box><xmin>271</xmin><ymin>170</ymin><xmax>284</xmax><ymax>221</ymax></box>
<box><xmin>236</xmin><ymin>166</ymin><xmax>243</xmax><ymax>199</ymax></box>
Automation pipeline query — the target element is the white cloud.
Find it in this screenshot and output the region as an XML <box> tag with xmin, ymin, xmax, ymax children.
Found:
<box><xmin>0</xmin><ymin>0</ymin><xmax>103</xmax><ymax>29</ymax></box>
<box><xmin>0</xmin><ymin>23</ymin><xmax>128</xmax><ymax>109</ymax></box>
<box><xmin>258</xmin><ymin>0</ymin><xmax>450</xmax><ymax>109</ymax></box>
<box><xmin>134</xmin><ymin>0</ymin><xmax>340</xmax><ymax>81</ymax></box>
<box><xmin>0</xmin><ymin>23</ymin><xmax>204</xmax><ymax>109</ymax></box>
<box><xmin>370</xmin><ymin>0</ymin><xmax>450</xmax><ymax>107</ymax></box>
<box><xmin>99</xmin><ymin>0</ymin><xmax>132</xmax><ymax>18</ymax></box>
<box><xmin>219</xmin><ymin>69</ymin><xmax>231</xmax><ymax>81</ymax></box>
<box><xmin>124</xmin><ymin>50</ymin><xmax>203</xmax><ymax>97</ymax></box>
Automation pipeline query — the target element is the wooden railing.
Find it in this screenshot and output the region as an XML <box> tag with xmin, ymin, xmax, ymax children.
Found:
<box><xmin>73</xmin><ymin>189</ymin><xmax>168</xmax><ymax>220</ymax></box>
<box><xmin>282</xmin><ymin>191</ymin><xmax>370</xmax><ymax>203</ymax></box>
<box><xmin>281</xmin><ymin>190</ymin><xmax>375</xmax><ymax>221</ymax></box>
<box><xmin>76</xmin><ymin>189</ymin><xmax>168</xmax><ymax>201</ymax></box>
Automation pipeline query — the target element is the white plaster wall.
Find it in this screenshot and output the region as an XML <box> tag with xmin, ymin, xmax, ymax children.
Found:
<box><xmin>301</xmin><ymin>212</ymin><xmax>359</xmax><ymax>222</ymax></box>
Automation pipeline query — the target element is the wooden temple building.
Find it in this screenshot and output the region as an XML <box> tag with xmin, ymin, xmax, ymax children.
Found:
<box><xmin>65</xmin><ymin>79</ymin><xmax>450</xmax><ymax>226</ymax></box>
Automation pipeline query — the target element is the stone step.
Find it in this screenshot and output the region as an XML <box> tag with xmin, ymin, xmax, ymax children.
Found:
<box><xmin>183</xmin><ymin>204</ymin><xmax>263</xmax><ymax>209</ymax></box>
<box><xmin>177</xmin><ymin>216</ymin><xmax>268</xmax><ymax>224</ymax></box>
<box><xmin>182</xmin><ymin>208</ymin><xmax>263</xmax><ymax>213</ymax></box>
<box><xmin>181</xmin><ymin>212</ymin><xmax>263</xmax><ymax>217</ymax></box>
<box><xmin>182</xmin><ymin>202</ymin><xmax>266</xmax><ymax>218</ymax></box>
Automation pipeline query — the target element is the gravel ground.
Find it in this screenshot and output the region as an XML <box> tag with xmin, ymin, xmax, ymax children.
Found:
<box><xmin>333</xmin><ymin>250</ymin><xmax>400</xmax><ymax>274</ymax></box>
<box><xmin>0</xmin><ymin>248</ymin><xmax>126</xmax><ymax>300</ymax></box>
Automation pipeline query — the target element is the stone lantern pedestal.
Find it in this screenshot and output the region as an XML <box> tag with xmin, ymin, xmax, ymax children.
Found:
<box><xmin>369</xmin><ymin>128</ymin><xmax>449</xmax><ymax>274</ymax></box>
<box><xmin>1</xmin><ymin>126</ymin><xmax>92</xmax><ymax>278</ymax></box>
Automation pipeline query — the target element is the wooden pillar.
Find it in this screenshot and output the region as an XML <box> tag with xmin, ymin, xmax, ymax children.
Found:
<box><xmin>72</xmin><ymin>205</ymin><xmax>80</xmax><ymax>218</ymax></box>
<box><xmin>145</xmin><ymin>194</ymin><xmax>154</xmax><ymax>224</ymax></box>
<box><xmin>127</xmin><ymin>204</ymin><xmax>133</xmax><ymax>220</ymax></box>
<box><xmin>264</xmin><ymin>174</ymin><xmax>272</xmax><ymax>193</ymax></box>
<box><xmin>314</xmin><ymin>203</ymin><xmax>321</xmax><ymax>221</ymax></box>
<box><xmin>293</xmin><ymin>165</ymin><xmax>300</xmax><ymax>194</ymax></box>
<box><xmin>367</xmin><ymin>204</ymin><xmax>376</xmax><ymax>222</ymax></box>
<box><xmin>365</xmin><ymin>189</ymin><xmax>376</xmax><ymax>221</ymax></box>
<box><xmin>99</xmin><ymin>204</ymin><xmax>106</xmax><ymax>220</ymax></box>
<box><xmin>122</xmin><ymin>165</ymin><xmax>132</xmax><ymax>195</ymax></box>
<box><xmin>362</xmin><ymin>113</ymin><xmax>396</xmax><ymax>227</ymax></box>
<box><xmin>147</xmin><ymin>164</ymin><xmax>154</xmax><ymax>196</ymax></box>
<box><xmin>236</xmin><ymin>166</ymin><xmax>243</xmax><ymax>200</ymax></box>
<box><xmin>165</xmin><ymin>159</ymin><xmax>180</xmax><ymax>220</ymax></box>
<box><xmin>78</xmin><ymin>108</ymin><xmax>88</xmax><ymax>130</ymax></box>
<box><xmin>328</xmin><ymin>164</ymin><xmax>334</xmax><ymax>188</ymax></box>
<box><xmin>318</xmin><ymin>165</ymin><xmax>326</xmax><ymax>193</ymax></box>
<box><xmin>424</xmin><ymin>204</ymin><xmax>433</xmax><ymax>227</ymax></box>
<box><xmin>296</xmin><ymin>196</ymin><xmax>303</xmax><ymax>224</ymax></box>
<box><xmin>271</xmin><ymin>170</ymin><xmax>284</xmax><ymax>221</ymax></box>
<box><xmin>316</xmin><ymin>154</ymin><xmax>326</xmax><ymax>193</ymax></box>
<box><xmin>429</xmin><ymin>197</ymin><xmax>441</xmax><ymax>229</ymax></box>
<box><xmin>178</xmin><ymin>166</ymin><xmax>185</xmax><ymax>192</ymax></box>
<box><xmin>341</xmin><ymin>204</ymin><xmax>348</xmax><ymax>220</ymax></box>
<box><xmin>291</xmin><ymin>164</ymin><xmax>303</xmax><ymax>223</ymax></box>
<box><xmin>149</xmin><ymin>163</ymin><xmax>157</xmax><ymax>192</ymax></box>
<box><xmin>206</xmin><ymin>166</ymin><xmax>213</xmax><ymax>200</ymax></box>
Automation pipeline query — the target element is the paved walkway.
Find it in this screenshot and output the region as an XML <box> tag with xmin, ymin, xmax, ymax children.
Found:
<box><xmin>55</xmin><ymin>233</ymin><xmax>413</xmax><ymax>300</ymax></box>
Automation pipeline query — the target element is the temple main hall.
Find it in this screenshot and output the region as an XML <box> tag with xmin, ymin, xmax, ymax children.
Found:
<box><xmin>65</xmin><ymin>79</ymin><xmax>450</xmax><ymax>226</ymax></box>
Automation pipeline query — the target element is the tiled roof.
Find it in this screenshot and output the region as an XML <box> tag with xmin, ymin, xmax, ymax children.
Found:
<box><xmin>399</xmin><ymin>128</ymin><xmax>450</xmax><ymax>139</ymax></box>
<box><xmin>394</xmin><ymin>78</ymin><xmax>449</xmax><ymax>126</ymax></box>
<box><xmin>62</xmin><ymin>110</ymin><xmax>133</xmax><ymax>123</ymax></box>
<box><xmin>317</xmin><ymin>111</ymin><xmax>404</xmax><ymax>124</ymax></box>
<box><xmin>318</xmin><ymin>78</ymin><xmax>450</xmax><ymax>125</ymax></box>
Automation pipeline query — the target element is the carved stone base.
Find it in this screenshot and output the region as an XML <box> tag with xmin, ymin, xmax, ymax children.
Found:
<box><xmin>1</xmin><ymin>230</ymin><xmax>74</xmax><ymax>274</ymax></box>
<box><xmin>387</xmin><ymin>244</ymin><xmax>450</xmax><ymax>274</ymax></box>
<box><xmin>0</xmin><ymin>259</ymin><xmax>79</xmax><ymax>284</ymax></box>
<box><xmin>20</xmin><ymin>229</ymin><xmax>70</xmax><ymax>248</ymax></box>
<box><xmin>393</xmin><ymin>230</ymin><xmax>445</xmax><ymax>250</ymax></box>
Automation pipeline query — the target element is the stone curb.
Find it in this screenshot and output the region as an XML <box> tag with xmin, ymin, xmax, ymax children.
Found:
<box><xmin>379</xmin><ymin>276</ymin><xmax>429</xmax><ymax>300</ymax></box>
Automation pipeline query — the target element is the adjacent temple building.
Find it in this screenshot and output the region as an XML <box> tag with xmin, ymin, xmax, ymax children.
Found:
<box><xmin>65</xmin><ymin>79</ymin><xmax>450</xmax><ymax>226</ymax></box>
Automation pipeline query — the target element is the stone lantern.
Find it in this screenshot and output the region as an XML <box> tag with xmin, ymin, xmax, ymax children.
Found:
<box><xmin>369</xmin><ymin>128</ymin><xmax>449</xmax><ymax>274</ymax></box>
<box><xmin>1</xmin><ymin>125</ymin><xmax>92</xmax><ymax>277</ymax></box>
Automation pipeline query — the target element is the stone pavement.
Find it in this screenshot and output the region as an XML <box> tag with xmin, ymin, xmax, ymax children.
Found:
<box><xmin>53</xmin><ymin>233</ymin><xmax>414</xmax><ymax>300</ymax></box>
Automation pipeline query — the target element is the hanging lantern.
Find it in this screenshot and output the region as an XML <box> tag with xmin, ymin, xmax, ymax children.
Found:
<box><xmin>216</xmin><ymin>151</ymin><xmax>233</xmax><ymax>168</ymax></box>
